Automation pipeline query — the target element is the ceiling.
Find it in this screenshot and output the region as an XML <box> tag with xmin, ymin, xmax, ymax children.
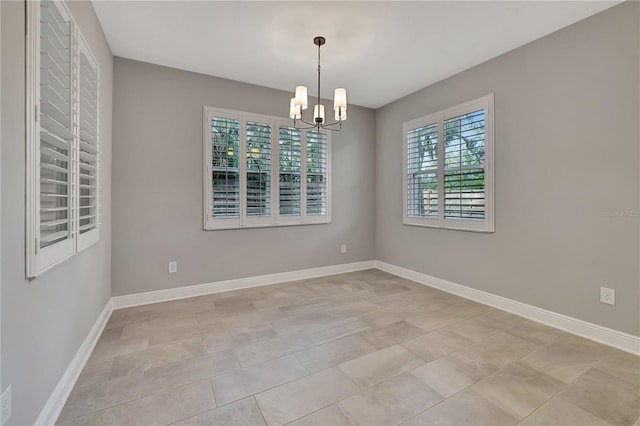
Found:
<box><xmin>92</xmin><ymin>1</ymin><xmax>620</xmax><ymax>109</ymax></box>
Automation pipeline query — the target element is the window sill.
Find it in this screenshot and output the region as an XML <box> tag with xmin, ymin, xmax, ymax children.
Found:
<box><xmin>403</xmin><ymin>220</ymin><xmax>494</xmax><ymax>233</ymax></box>
<box><xmin>204</xmin><ymin>219</ymin><xmax>331</xmax><ymax>231</ymax></box>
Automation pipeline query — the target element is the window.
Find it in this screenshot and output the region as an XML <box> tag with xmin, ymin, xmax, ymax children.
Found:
<box><xmin>203</xmin><ymin>107</ymin><xmax>331</xmax><ymax>229</ymax></box>
<box><xmin>403</xmin><ymin>94</ymin><xmax>494</xmax><ymax>232</ymax></box>
<box><xmin>26</xmin><ymin>0</ymin><xmax>100</xmax><ymax>277</ymax></box>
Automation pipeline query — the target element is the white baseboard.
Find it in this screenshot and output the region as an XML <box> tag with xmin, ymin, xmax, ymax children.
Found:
<box><xmin>375</xmin><ymin>261</ymin><xmax>640</xmax><ymax>356</ymax></box>
<box><xmin>112</xmin><ymin>261</ymin><xmax>376</xmax><ymax>309</ymax></box>
<box><xmin>34</xmin><ymin>299</ymin><xmax>113</xmax><ymax>426</ymax></box>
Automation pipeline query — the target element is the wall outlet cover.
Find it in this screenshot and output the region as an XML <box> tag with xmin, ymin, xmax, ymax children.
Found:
<box><xmin>168</xmin><ymin>261</ymin><xmax>178</xmax><ymax>274</ymax></box>
<box><xmin>600</xmin><ymin>287</ymin><xmax>615</xmax><ymax>305</ymax></box>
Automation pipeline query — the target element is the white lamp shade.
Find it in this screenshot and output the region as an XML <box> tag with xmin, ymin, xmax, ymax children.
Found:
<box><xmin>334</xmin><ymin>88</ymin><xmax>347</xmax><ymax>109</ymax></box>
<box><xmin>335</xmin><ymin>107</ymin><xmax>347</xmax><ymax>121</ymax></box>
<box><xmin>313</xmin><ymin>104</ymin><xmax>325</xmax><ymax>123</ymax></box>
<box><xmin>289</xmin><ymin>98</ymin><xmax>301</xmax><ymax>119</ymax></box>
<box><xmin>294</xmin><ymin>86</ymin><xmax>308</xmax><ymax>110</ymax></box>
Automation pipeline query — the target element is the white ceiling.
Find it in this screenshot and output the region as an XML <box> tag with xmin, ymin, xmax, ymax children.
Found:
<box><xmin>92</xmin><ymin>1</ymin><xmax>620</xmax><ymax>109</ymax></box>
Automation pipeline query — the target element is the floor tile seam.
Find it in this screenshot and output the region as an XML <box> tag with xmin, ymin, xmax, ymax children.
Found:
<box><xmin>515</xmin><ymin>394</ymin><xmax>615</xmax><ymax>426</ymax></box>
<box><xmin>107</xmin><ymin>344</ymin><xmax>209</xmax><ymax>381</ymax></box>
<box><xmin>57</xmin><ymin>378</ymin><xmax>215</xmax><ymax>424</ymax></box>
<box><xmin>277</xmin><ymin>364</ymin><xmax>446</xmax><ymax>426</ymax></box>
<box><xmin>551</xmin><ymin>364</ymin><xmax>634</xmax><ymax>426</ymax></box>
<box><xmin>399</xmin><ymin>338</ymin><xmax>474</xmax><ymax>364</ymax></box>
<box><xmin>400</xmin><ymin>359</ymin><xmax>493</xmax><ymax>425</ymax></box>
<box><xmin>489</xmin><ymin>353</ymin><xmax>608</xmax><ymax>426</ymax></box>
<box><xmin>210</xmin><ymin>369</ymin><xmax>312</xmax><ymax>410</ymax></box>
<box><xmin>398</xmin><ymin>336</ymin><xmax>561</xmax><ymax>425</ymax></box>
<box><xmin>334</xmin><ymin>355</ymin><xmax>427</xmax><ymax>393</ymax></box>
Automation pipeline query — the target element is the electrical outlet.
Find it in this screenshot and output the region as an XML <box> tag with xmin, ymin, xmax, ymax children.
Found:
<box><xmin>600</xmin><ymin>287</ymin><xmax>615</xmax><ymax>305</ymax></box>
<box><xmin>2</xmin><ymin>386</ymin><xmax>12</xmax><ymax>425</ymax></box>
<box><xmin>168</xmin><ymin>261</ymin><xmax>178</xmax><ymax>274</ymax></box>
<box><xmin>340</xmin><ymin>244</ymin><xmax>347</xmax><ymax>253</ymax></box>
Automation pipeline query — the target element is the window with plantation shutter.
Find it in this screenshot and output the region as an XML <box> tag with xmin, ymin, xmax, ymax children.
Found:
<box><xmin>403</xmin><ymin>94</ymin><xmax>494</xmax><ymax>232</ymax></box>
<box><xmin>27</xmin><ymin>0</ymin><xmax>101</xmax><ymax>277</ymax></box>
<box><xmin>203</xmin><ymin>107</ymin><xmax>331</xmax><ymax>230</ymax></box>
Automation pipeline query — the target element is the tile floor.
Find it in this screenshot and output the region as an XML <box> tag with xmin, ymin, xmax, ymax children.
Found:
<box><xmin>57</xmin><ymin>269</ymin><xmax>640</xmax><ymax>426</ymax></box>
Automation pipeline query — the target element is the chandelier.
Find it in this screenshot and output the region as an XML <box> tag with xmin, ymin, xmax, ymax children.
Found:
<box><xmin>289</xmin><ymin>36</ymin><xmax>347</xmax><ymax>132</ymax></box>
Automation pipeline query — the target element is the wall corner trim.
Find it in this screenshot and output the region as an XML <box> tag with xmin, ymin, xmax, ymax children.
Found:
<box><xmin>111</xmin><ymin>261</ymin><xmax>377</xmax><ymax>309</ymax></box>
<box><xmin>34</xmin><ymin>298</ymin><xmax>114</xmax><ymax>426</ymax></box>
<box><xmin>374</xmin><ymin>260</ymin><xmax>640</xmax><ymax>356</ymax></box>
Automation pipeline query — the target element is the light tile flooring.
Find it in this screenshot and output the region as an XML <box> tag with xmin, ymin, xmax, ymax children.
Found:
<box><xmin>57</xmin><ymin>270</ymin><xmax>640</xmax><ymax>426</ymax></box>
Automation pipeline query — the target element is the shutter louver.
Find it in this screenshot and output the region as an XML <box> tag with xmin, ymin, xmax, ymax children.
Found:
<box><xmin>279</xmin><ymin>126</ymin><xmax>301</xmax><ymax>216</ymax></box>
<box><xmin>246</xmin><ymin>121</ymin><xmax>271</xmax><ymax>217</ymax></box>
<box><xmin>444</xmin><ymin>109</ymin><xmax>486</xmax><ymax>220</ymax></box>
<box><xmin>211</xmin><ymin>117</ymin><xmax>240</xmax><ymax>218</ymax></box>
<box><xmin>306</xmin><ymin>130</ymin><xmax>327</xmax><ymax>216</ymax></box>
<box><xmin>39</xmin><ymin>0</ymin><xmax>72</xmax><ymax>249</ymax></box>
<box><xmin>78</xmin><ymin>43</ymin><xmax>98</xmax><ymax>235</ymax></box>
<box><xmin>407</xmin><ymin>123</ymin><xmax>438</xmax><ymax>219</ymax></box>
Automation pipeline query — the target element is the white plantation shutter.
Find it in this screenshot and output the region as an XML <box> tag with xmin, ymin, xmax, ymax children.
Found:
<box><xmin>203</xmin><ymin>107</ymin><xmax>331</xmax><ymax>229</ymax></box>
<box><xmin>278</xmin><ymin>125</ymin><xmax>302</xmax><ymax>217</ymax></box>
<box><xmin>306</xmin><ymin>130</ymin><xmax>328</xmax><ymax>218</ymax></box>
<box><xmin>403</xmin><ymin>95</ymin><xmax>494</xmax><ymax>232</ymax></box>
<box><xmin>31</xmin><ymin>0</ymin><xmax>75</xmax><ymax>273</ymax></box>
<box><xmin>210</xmin><ymin>115</ymin><xmax>241</xmax><ymax>224</ymax></box>
<box><xmin>246</xmin><ymin>121</ymin><xmax>271</xmax><ymax>219</ymax></box>
<box><xmin>27</xmin><ymin>0</ymin><xmax>101</xmax><ymax>277</ymax></box>
<box><xmin>444</xmin><ymin>109</ymin><xmax>485</xmax><ymax>221</ymax></box>
<box><xmin>77</xmin><ymin>35</ymin><xmax>99</xmax><ymax>249</ymax></box>
<box><xmin>406</xmin><ymin>121</ymin><xmax>438</xmax><ymax>219</ymax></box>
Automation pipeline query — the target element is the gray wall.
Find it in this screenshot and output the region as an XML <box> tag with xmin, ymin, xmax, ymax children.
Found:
<box><xmin>112</xmin><ymin>58</ymin><xmax>376</xmax><ymax>297</ymax></box>
<box><xmin>375</xmin><ymin>2</ymin><xmax>639</xmax><ymax>336</ymax></box>
<box><xmin>0</xmin><ymin>1</ymin><xmax>113</xmax><ymax>424</ymax></box>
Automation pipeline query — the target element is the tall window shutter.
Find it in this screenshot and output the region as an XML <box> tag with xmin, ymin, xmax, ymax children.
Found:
<box><xmin>29</xmin><ymin>0</ymin><xmax>101</xmax><ymax>276</ymax></box>
<box><xmin>77</xmin><ymin>36</ymin><xmax>99</xmax><ymax>248</ymax></box>
<box><xmin>406</xmin><ymin>123</ymin><xmax>438</xmax><ymax>219</ymax></box>
<box><xmin>246</xmin><ymin>121</ymin><xmax>271</xmax><ymax>217</ymax></box>
<box><xmin>211</xmin><ymin>117</ymin><xmax>240</xmax><ymax>218</ymax></box>
<box><xmin>278</xmin><ymin>126</ymin><xmax>301</xmax><ymax>216</ymax></box>
<box><xmin>443</xmin><ymin>109</ymin><xmax>486</xmax><ymax>221</ymax></box>
<box><xmin>38</xmin><ymin>0</ymin><xmax>74</xmax><ymax>250</ymax></box>
<box><xmin>306</xmin><ymin>130</ymin><xmax>328</xmax><ymax>216</ymax></box>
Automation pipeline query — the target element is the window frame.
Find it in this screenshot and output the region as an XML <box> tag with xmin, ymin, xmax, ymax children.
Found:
<box><xmin>403</xmin><ymin>94</ymin><xmax>494</xmax><ymax>233</ymax></box>
<box><xmin>26</xmin><ymin>0</ymin><xmax>101</xmax><ymax>278</ymax></box>
<box><xmin>203</xmin><ymin>106</ymin><xmax>331</xmax><ymax>230</ymax></box>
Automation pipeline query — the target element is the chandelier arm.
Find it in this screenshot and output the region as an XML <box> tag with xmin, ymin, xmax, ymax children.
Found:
<box><xmin>293</xmin><ymin>117</ymin><xmax>319</xmax><ymax>130</ymax></box>
<box><xmin>319</xmin><ymin>120</ymin><xmax>343</xmax><ymax>131</ymax></box>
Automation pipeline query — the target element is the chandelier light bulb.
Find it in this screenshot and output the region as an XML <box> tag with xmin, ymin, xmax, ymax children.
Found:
<box><xmin>294</xmin><ymin>86</ymin><xmax>308</xmax><ymax>110</ymax></box>
<box><xmin>289</xmin><ymin>98</ymin><xmax>301</xmax><ymax>119</ymax></box>
<box><xmin>334</xmin><ymin>88</ymin><xmax>347</xmax><ymax>109</ymax></box>
<box><xmin>335</xmin><ymin>107</ymin><xmax>347</xmax><ymax>121</ymax></box>
<box><xmin>314</xmin><ymin>104</ymin><xmax>325</xmax><ymax>123</ymax></box>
